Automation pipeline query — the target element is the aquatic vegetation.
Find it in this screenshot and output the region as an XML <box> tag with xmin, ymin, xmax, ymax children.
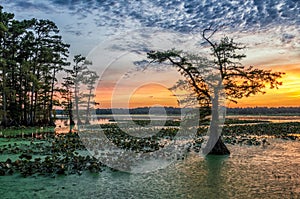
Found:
<box><xmin>222</xmin><ymin>122</ymin><xmax>300</xmax><ymax>137</ymax></box>
<box><xmin>103</xmin><ymin>127</ymin><xmax>178</xmax><ymax>152</ymax></box>
<box><xmin>0</xmin><ymin>133</ymin><xmax>101</xmax><ymax>177</ymax></box>
<box><xmin>0</xmin><ymin>121</ymin><xmax>299</xmax><ymax>177</ymax></box>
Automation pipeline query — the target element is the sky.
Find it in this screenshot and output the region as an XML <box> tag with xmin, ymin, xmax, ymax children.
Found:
<box><xmin>2</xmin><ymin>0</ymin><xmax>300</xmax><ymax>108</ymax></box>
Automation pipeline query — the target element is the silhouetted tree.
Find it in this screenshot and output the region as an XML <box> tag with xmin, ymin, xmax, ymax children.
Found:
<box><xmin>63</xmin><ymin>55</ymin><xmax>92</xmax><ymax>125</ymax></box>
<box><xmin>0</xmin><ymin>6</ymin><xmax>69</xmax><ymax>127</ymax></box>
<box><xmin>81</xmin><ymin>69</ymin><xmax>99</xmax><ymax>124</ymax></box>
<box><xmin>147</xmin><ymin>28</ymin><xmax>284</xmax><ymax>155</ymax></box>
<box><xmin>60</xmin><ymin>75</ymin><xmax>75</xmax><ymax>132</ymax></box>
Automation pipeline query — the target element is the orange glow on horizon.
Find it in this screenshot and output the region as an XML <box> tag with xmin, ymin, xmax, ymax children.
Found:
<box><xmin>95</xmin><ymin>63</ymin><xmax>300</xmax><ymax>108</ymax></box>
<box><xmin>96</xmin><ymin>83</ymin><xmax>179</xmax><ymax>108</ymax></box>
<box><xmin>228</xmin><ymin>63</ymin><xmax>300</xmax><ymax>108</ymax></box>
<box><xmin>129</xmin><ymin>84</ymin><xmax>179</xmax><ymax>108</ymax></box>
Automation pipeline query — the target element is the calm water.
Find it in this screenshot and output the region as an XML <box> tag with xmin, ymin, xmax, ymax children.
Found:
<box><xmin>227</xmin><ymin>115</ymin><xmax>300</xmax><ymax>123</ymax></box>
<box><xmin>57</xmin><ymin>114</ymin><xmax>300</xmax><ymax>124</ymax></box>
<box><xmin>1</xmin><ymin>139</ymin><xmax>299</xmax><ymax>199</ymax></box>
<box><xmin>55</xmin><ymin>115</ymin><xmax>300</xmax><ymax>132</ymax></box>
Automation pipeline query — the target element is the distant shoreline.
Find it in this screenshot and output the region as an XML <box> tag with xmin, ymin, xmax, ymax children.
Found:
<box><xmin>56</xmin><ymin>106</ymin><xmax>300</xmax><ymax>116</ymax></box>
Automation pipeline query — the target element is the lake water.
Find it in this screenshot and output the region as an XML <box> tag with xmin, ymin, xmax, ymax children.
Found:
<box><xmin>54</xmin><ymin>114</ymin><xmax>300</xmax><ymax>134</ymax></box>
<box><xmin>227</xmin><ymin>115</ymin><xmax>300</xmax><ymax>123</ymax></box>
<box><xmin>57</xmin><ymin>114</ymin><xmax>300</xmax><ymax>124</ymax></box>
<box><xmin>1</xmin><ymin>138</ymin><xmax>299</xmax><ymax>199</ymax></box>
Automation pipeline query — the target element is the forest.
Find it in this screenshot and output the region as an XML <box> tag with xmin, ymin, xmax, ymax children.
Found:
<box><xmin>227</xmin><ymin>107</ymin><xmax>300</xmax><ymax>115</ymax></box>
<box><xmin>0</xmin><ymin>6</ymin><xmax>98</xmax><ymax>128</ymax></box>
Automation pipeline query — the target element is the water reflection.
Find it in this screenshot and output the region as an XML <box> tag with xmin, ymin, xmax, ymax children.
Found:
<box><xmin>205</xmin><ymin>155</ymin><xmax>229</xmax><ymax>198</ymax></box>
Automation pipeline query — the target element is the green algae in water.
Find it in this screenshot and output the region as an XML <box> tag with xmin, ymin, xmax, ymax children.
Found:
<box><xmin>0</xmin><ymin>139</ymin><xmax>299</xmax><ymax>199</ymax></box>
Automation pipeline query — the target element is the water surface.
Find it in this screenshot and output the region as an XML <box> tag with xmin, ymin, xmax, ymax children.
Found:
<box><xmin>0</xmin><ymin>139</ymin><xmax>299</xmax><ymax>199</ymax></box>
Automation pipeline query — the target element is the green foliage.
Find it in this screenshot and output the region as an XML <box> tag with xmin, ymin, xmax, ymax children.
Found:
<box><xmin>0</xmin><ymin>6</ymin><xmax>70</xmax><ymax>127</ymax></box>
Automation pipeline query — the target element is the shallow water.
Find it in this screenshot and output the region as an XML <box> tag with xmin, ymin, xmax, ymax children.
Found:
<box><xmin>0</xmin><ymin>139</ymin><xmax>300</xmax><ymax>199</ymax></box>
<box><xmin>227</xmin><ymin>115</ymin><xmax>300</xmax><ymax>123</ymax></box>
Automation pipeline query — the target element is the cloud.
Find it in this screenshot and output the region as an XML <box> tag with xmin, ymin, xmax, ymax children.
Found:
<box><xmin>3</xmin><ymin>0</ymin><xmax>54</xmax><ymax>13</ymax></box>
<box><xmin>2</xmin><ymin>0</ymin><xmax>299</xmax><ymax>51</ymax></box>
<box><xmin>133</xmin><ymin>60</ymin><xmax>150</xmax><ymax>70</ymax></box>
<box><xmin>28</xmin><ymin>0</ymin><xmax>297</xmax><ymax>33</ymax></box>
<box><xmin>281</xmin><ymin>33</ymin><xmax>296</xmax><ymax>44</ymax></box>
<box><xmin>4</xmin><ymin>0</ymin><xmax>300</xmax><ymax>35</ymax></box>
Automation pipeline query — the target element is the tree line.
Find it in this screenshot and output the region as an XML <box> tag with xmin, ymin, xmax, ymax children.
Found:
<box><xmin>86</xmin><ymin>106</ymin><xmax>300</xmax><ymax>116</ymax></box>
<box><xmin>0</xmin><ymin>6</ymin><xmax>98</xmax><ymax>128</ymax></box>
<box><xmin>227</xmin><ymin>107</ymin><xmax>300</xmax><ymax>115</ymax></box>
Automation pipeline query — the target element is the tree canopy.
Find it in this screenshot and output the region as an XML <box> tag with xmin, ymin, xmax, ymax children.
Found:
<box><xmin>147</xmin><ymin>28</ymin><xmax>285</xmax><ymax>154</ymax></box>
<box><xmin>0</xmin><ymin>6</ymin><xmax>98</xmax><ymax>128</ymax></box>
<box><xmin>148</xmin><ymin>29</ymin><xmax>284</xmax><ymax>106</ymax></box>
<box><xmin>0</xmin><ymin>6</ymin><xmax>70</xmax><ymax>127</ymax></box>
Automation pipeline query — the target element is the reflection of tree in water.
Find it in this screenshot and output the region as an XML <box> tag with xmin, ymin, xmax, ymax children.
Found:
<box><xmin>169</xmin><ymin>154</ymin><xmax>229</xmax><ymax>198</ymax></box>
<box><xmin>204</xmin><ymin>155</ymin><xmax>229</xmax><ymax>198</ymax></box>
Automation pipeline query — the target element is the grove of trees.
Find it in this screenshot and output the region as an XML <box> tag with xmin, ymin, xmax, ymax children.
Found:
<box><xmin>0</xmin><ymin>6</ymin><xmax>98</xmax><ymax>128</ymax></box>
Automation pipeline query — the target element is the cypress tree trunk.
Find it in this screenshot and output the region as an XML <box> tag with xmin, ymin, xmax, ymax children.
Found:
<box><xmin>2</xmin><ymin>92</ymin><xmax>8</xmax><ymax>127</ymax></box>
<box><xmin>74</xmin><ymin>85</ymin><xmax>82</xmax><ymax>125</ymax></box>
<box><xmin>85</xmin><ymin>88</ymin><xmax>92</xmax><ymax>125</ymax></box>
<box><xmin>48</xmin><ymin>68</ymin><xmax>57</xmax><ymax>126</ymax></box>
<box><xmin>208</xmin><ymin>136</ymin><xmax>230</xmax><ymax>155</ymax></box>
<box><xmin>69</xmin><ymin>94</ymin><xmax>75</xmax><ymax>133</ymax></box>
<box><xmin>203</xmin><ymin>86</ymin><xmax>230</xmax><ymax>155</ymax></box>
<box><xmin>2</xmin><ymin>66</ymin><xmax>8</xmax><ymax>127</ymax></box>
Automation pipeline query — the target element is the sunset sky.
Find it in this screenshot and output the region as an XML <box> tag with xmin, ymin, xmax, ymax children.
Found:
<box><xmin>2</xmin><ymin>0</ymin><xmax>300</xmax><ymax>108</ymax></box>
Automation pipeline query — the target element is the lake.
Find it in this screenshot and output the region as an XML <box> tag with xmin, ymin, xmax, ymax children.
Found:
<box><xmin>227</xmin><ymin>115</ymin><xmax>300</xmax><ymax>123</ymax></box>
<box><xmin>54</xmin><ymin>114</ymin><xmax>300</xmax><ymax>134</ymax></box>
<box><xmin>57</xmin><ymin>114</ymin><xmax>300</xmax><ymax>123</ymax></box>
<box><xmin>1</xmin><ymin>138</ymin><xmax>299</xmax><ymax>199</ymax></box>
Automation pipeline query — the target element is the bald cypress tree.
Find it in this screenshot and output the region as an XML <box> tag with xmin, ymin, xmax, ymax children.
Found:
<box><xmin>0</xmin><ymin>6</ymin><xmax>70</xmax><ymax>127</ymax></box>
<box><xmin>147</xmin><ymin>28</ymin><xmax>284</xmax><ymax>155</ymax></box>
<box><xmin>0</xmin><ymin>5</ymin><xmax>14</xmax><ymax>126</ymax></box>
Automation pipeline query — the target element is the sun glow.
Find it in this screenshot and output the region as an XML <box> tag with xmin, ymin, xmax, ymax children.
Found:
<box><xmin>96</xmin><ymin>83</ymin><xmax>179</xmax><ymax>108</ymax></box>
<box><xmin>129</xmin><ymin>84</ymin><xmax>179</xmax><ymax>108</ymax></box>
<box><xmin>228</xmin><ymin>63</ymin><xmax>300</xmax><ymax>107</ymax></box>
<box><xmin>95</xmin><ymin>63</ymin><xmax>300</xmax><ymax>108</ymax></box>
